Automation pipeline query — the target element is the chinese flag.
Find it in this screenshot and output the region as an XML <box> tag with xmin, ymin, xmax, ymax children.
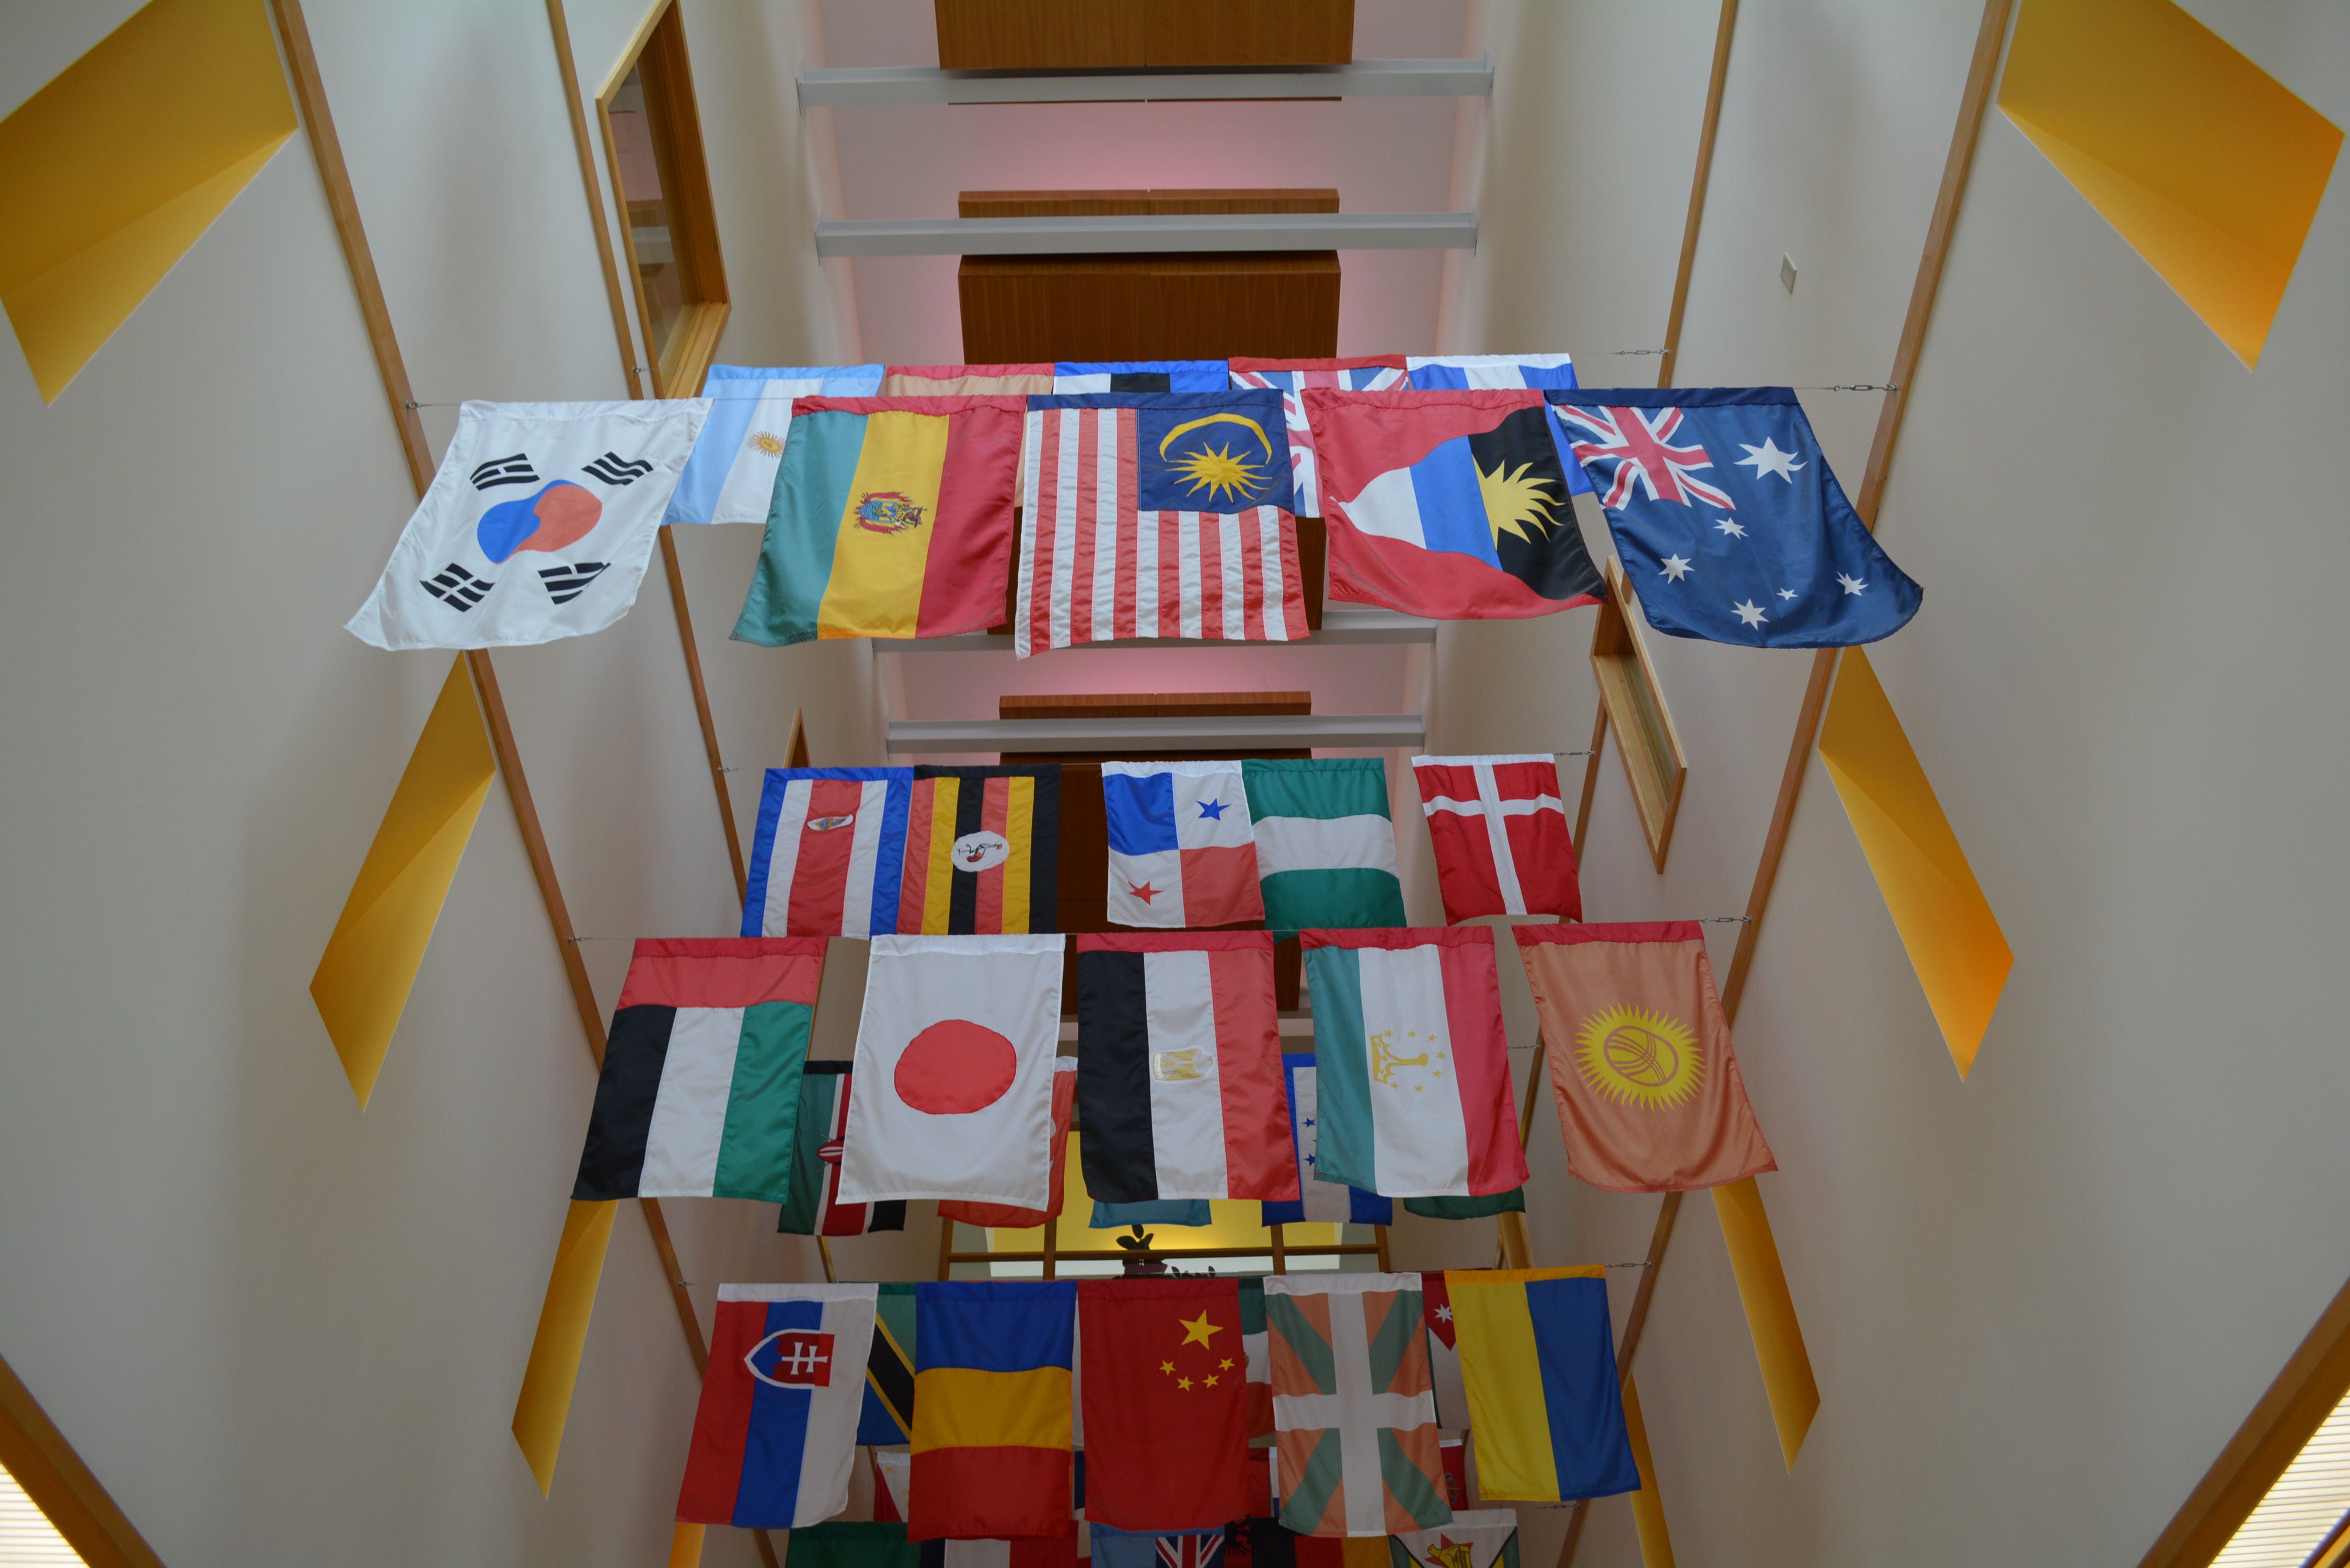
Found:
<box><xmin>1079</xmin><ymin>1279</ymin><xmax>1252</xmax><ymax>1529</ymax></box>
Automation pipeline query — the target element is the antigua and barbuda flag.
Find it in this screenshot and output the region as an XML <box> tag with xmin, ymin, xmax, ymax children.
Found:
<box><xmin>1548</xmin><ymin>387</ymin><xmax>1922</xmax><ymax>647</ymax></box>
<box><xmin>1260</xmin><ymin>1054</ymin><xmax>1391</xmax><ymax>1228</ymax></box>
<box><xmin>1410</xmin><ymin>755</ymin><xmax>1581</xmax><ymax>923</ymax></box>
<box><xmin>1228</xmin><ymin>356</ymin><xmax>1409</xmax><ymax>518</ymax></box>
<box><xmin>675</xmin><ymin>1283</ymin><xmax>880</xmax><ymax>1527</ymax></box>
<box><xmin>1391</xmin><ymin>1511</ymin><xmax>1522</xmax><ymax>1568</ymax></box>
<box><xmin>1303</xmin><ymin>388</ymin><xmax>1604</xmax><ymax>621</ymax></box>
<box><xmin>667</xmin><ymin>363</ymin><xmax>886</xmax><ymax>525</ymax></box>
<box><xmin>1101</xmin><ymin>760</ymin><xmax>1263</xmax><ymax>928</ymax></box>
<box><xmin>1016</xmin><ymin>391</ymin><xmax>1305</xmax><ymax>656</ymax></box>
<box><xmin>837</xmin><ymin>935</ymin><xmax>1067</xmax><ymax>1209</ymax></box>
<box><xmin>347</xmin><ymin>398</ymin><xmax>707</xmax><ymax>649</ymax></box>
<box><xmin>1055</xmin><ymin>361</ymin><xmax>1231</xmax><ymax>393</ymax></box>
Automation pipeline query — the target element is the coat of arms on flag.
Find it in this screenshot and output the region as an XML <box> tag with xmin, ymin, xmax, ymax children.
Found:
<box><xmin>1101</xmin><ymin>761</ymin><xmax>1262</xmax><ymax>928</ymax></box>
<box><xmin>1227</xmin><ymin>356</ymin><xmax>1409</xmax><ymax>518</ymax></box>
<box><xmin>1262</xmin><ymin>1274</ymin><xmax>1452</xmax><ymax>1537</ymax></box>
<box><xmin>1390</xmin><ymin>1511</ymin><xmax>1522</xmax><ymax>1568</ymax></box>
<box><xmin>346</xmin><ymin>398</ymin><xmax>707</xmax><ymax>649</ymax></box>
<box><xmin>1410</xmin><ymin>754</ymin><xmax>1580</xmax><ymax>922</ymax></box>
<box><xmin>1015</xmin><ymin>391</ymin><xmax>1306</xmax><ymax>655</ymax></box>
<box><xmin>675</xmin><ymin>1283</ymin><xmax>880</xmax><ymax>1527</ymax></box>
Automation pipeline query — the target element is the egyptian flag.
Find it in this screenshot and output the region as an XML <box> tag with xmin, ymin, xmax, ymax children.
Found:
<box><xmin>1302</xmin><ymin>388</ymin><xmax>1604</xmax><ymax>621</ymax></box>
<box><xmin>778</xmin><ymin>1063</ymin><xmax>907</xmax><ymax>1236</ymax></box>
<box><xmin>900</xmin><ymin>766</ymin><xmax>1061</xmax><ymax>934</ymax></box>
<box><xmin>1074</xmin><ymin>933</ymin><xmax>1296</xmax><ymax>1203</ymax></box>
<box><xmin>1411</xmin><ymin>754</ymin><xmax>1579</xmax><ymax>923</ymax></box>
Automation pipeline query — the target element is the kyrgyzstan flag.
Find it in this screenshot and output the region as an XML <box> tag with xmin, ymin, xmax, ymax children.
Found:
<box><xmin>1411</xmin><ymin>754</ymin><xmax>1580</xmax><ymax>923</ymax></box>
<box><xmin>1514</xmin><ymin>923</ymin><xmax>1775</xmax><ymax>1192</ymax></box>
<box><xmin>1079</xmin><ymin>1279</ymin><xmax>1252</xmax><ymax>1530</ymax></box>
<box><xmin>1074</xmin><ymin>933</ymin><xmax>1297</xmax><ymax>1203</ymax></box>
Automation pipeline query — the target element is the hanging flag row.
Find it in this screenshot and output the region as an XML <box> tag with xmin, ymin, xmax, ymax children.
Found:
<box><xmin>344</xmin><ymin>361</ymin><xmax>1918</xmax><ymax>655</ymax></box>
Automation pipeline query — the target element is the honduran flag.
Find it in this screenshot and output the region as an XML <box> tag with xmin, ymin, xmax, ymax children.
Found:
<box><xmin>675</xmin><ymin>1283</ymin><xmax>880</xmax><ymax>1528</ymax></box>
<box><xmin>1054</xmin><ymin>361</ymin><xmax>1231</xmax><ymax>393</ymax></box>
<box><xmin>1303</xmin><ymin>389</ymin><xmax>1605</xmax><ymax>622</ymax></box>
<box><xmin>910</xmin><ymin>1282</ymin><xmax>1078</xmax><ymax>1540</ymax></box>
<box><xmin>1410</xmin><ymin>754</ymin><xmax>1581</xmax><ymax>923</ymax></box>
<box><xmin>1300</xmin><ymin>929</ymin><xmax>1529</xmax><ymax>1198</ymax></box>
<box><xmin>731</xmin><ymin>396</ymin><xmax>1025</xmax><ymax>645</ymax></box>
<box><xmin>1260</xmin><ymin>1054</ymin><xmax>1391</xmax><ymax>1227</ymax></box>
<box><xmin>1074</xmin><ymin>933</ymin><xmax>1297</xmax><ymax>1203</ymax></box>
<box><xmin>1443</xmin><ymin>1269</ymin><xmax>1638</xmax><ymax>1503</ymax></box>
<box><xmin>1101</xmin><ymin>761</ymin><xmax>1263</xmax><ymax>928</ymax></box>
<box><xmin>572</xmin><ymin>939</ymin><xmax>823</xmax><ymax>1204</ymax></box>
<box><xmin>667</xmin><ymin>362</ymin><xmax>885</xmax><ymax>525</ymax></box>
<box><xmin>776</xmin><ymin>1063</ymin><xmax>907</xmax><ymax>1237</ymax></box>
<box><xmin>1227</xmin><ymin>355</ymin><xmax>1408</xmax><ymax>518</ymax></box>
<box><xmin>1016</xmin><ymin>392</ymin><xmax>1305</xmax><ymax>656</ymax></box>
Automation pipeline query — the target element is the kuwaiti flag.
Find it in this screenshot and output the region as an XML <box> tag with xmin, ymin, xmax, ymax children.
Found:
<box><xmin>1263</xmin><ymin>1274</ymin><xmax>1450</xmax><ymax>1537</ymax></box>
<box><xmin>1260</xmin><ymin>1054</ymin><xmax>1391</xmax><ymax>1227</ymax></box>
<box><xmin>1410</xmin><ymin>755</ymin><xmax>1581</xmax><ymax>923</ymax></box>
<box><xmin>1391</xmin><ymin>1511</ymin><xmax>1523</xmax><ymax>1568</ymax></box>
<box><xmin>1073</xmin><ymin>933</ymin><xmax>1296</xmax><ymax>1202</ymax></box>
<box><xmin>1101</xmin><ymin>761</ymin><xmax>1263</xmax><ymax>928</ymax></box>
<box><xmin>1228</xmin><ymin>356</ymin><xmax>1409</xmax><ymax>518</ymax></box>
<box><xmin>1242</xmin><ymin>759</ymin><xmax>1406</xmax><ymax>937</ymax></box>
<box><xmin>676</xmin><ymin>1283</ymin><xmax>880</xmax><ymax>1527</ymax></box>
<box><xmin>745</xmin><ymin>767</ymin><xmax>914</xmax><ymax>938</ymax></box>
<box><xmin>837</xmin><ymin>935</ymin><xmax>1067</xmax><ymax>1209</ymax></box>
<box><xmin>667</xmin><ymin>363</ymin><xmax>886</xmax><ymax>525</ymax></box>
<box><xmin>1300</xmin><ymin>929</ymin><xmax>1528</xmax><ymax>1198</ymax></box>
<box><xmin>1054</xmin><ymin>361</ymin><xmax>1231</xmax><ymax>393</ymax></box>
<box><xmin>1303</xmin><ymin>389</ymin><xmax>1604</xmax><ymax>622</ymax></box>
<box><xmin>572</xmin><ymin>938</ymin><xmax>824</xmax><ymax>1204</ymax></box>
<box><xmin>347</xmin><ymin>399</ymin><xmax>708</xmax><ymax>649</ymax></box>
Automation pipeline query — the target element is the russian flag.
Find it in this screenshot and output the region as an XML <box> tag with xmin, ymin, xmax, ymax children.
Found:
<box><xmin>676</xmin><ymin>1285</ymin><xmax>881</xmax><ymax>1527</ymax></box>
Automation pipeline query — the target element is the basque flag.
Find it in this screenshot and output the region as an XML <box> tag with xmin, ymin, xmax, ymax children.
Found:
<box><xmin>1411</xmin><ymin>754</ymin><xmax>1581</xmax><ymax>923</ymax></box>
<box><xmin>676</xmin><ymin>1284</ymin><xmax>880</xmax><ymax>1528</ymax></box>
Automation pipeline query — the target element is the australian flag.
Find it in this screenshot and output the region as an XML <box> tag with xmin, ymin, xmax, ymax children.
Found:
<box><xmin>1548</xmin><ymin>387</ymin><xmax>1921</xmax><ymax>647</ymax></box>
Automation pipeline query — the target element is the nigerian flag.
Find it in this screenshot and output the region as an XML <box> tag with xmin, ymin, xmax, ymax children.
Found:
<box><xmin>1243</xmin><ymin>758</ymin><xmax>1407</xmax><ymax>936</ymax></box>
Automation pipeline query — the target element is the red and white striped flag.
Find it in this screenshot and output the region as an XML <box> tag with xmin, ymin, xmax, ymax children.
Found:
<box><xmin>1015</xmin><ymin>400</ymin><xmax>1307</xmax><ymax>656</ymax></box>
<box><xmin>1411</xmin><ymin>754</ymin><xmax>1582</xmax><ymax>923</ymax></box>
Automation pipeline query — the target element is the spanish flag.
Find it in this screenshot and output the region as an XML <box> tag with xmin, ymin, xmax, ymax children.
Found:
<box><xmin>909</xmin><ymin>1282</ymin><xmax>1076</xmax><ymax>1541</ymax></box>
<box><xmin>1442</xmin><ymin>1267</ymin><xmax>1639</xmax><ymax>1503</ymax></box>
<box><xmin>732</xmin><ymin>396</ymin><xmax>1023</xmax><ymax>645</ymax></box>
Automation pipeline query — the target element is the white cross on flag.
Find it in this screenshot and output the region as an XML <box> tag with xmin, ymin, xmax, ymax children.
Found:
<box><xmin>1410</xmin><ymin>755</ymin><xmax>1581</xmax><ymax>923</ymax></box>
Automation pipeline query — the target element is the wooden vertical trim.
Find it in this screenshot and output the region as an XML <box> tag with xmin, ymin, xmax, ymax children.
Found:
<box><xmin>936</xmin><ymin>1214</ymin><xmax>958</xmax><ymax>1281</ymax></box>
<box><xmin>545</xmin><ymin>0</ymin><xmax>644</xmax><ymax>398</ymax></box>
<box><xmin>1656</xmin><ymin>0</ymin><xmax>1739</xmax><ymax>390</ymax></box>
<box><xmin>1571</xmin><ymin>709</ymin><xmax>1608</xmax><ymax>857</ymax></box>
<box><xmin>0</xmin><ymin>1351</ymin><xmax>166</xmax><ymax>1568</ymax></box>
<box><xmin>638</xmin><ymin>1196</ymin><xmax>708</xmax><ymax>1372</ymax></box>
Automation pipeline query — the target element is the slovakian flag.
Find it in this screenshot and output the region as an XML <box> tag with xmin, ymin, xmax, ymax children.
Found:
<box><xmin>1300</xmin><ymin>929</ymin><xmax>1528</xmax><ymax>1198</ymax></box>
<box><xmin>901</xmin><ymin>766</ymin><xmax>1062</xmax><ymax>935</ymax></box>
<box><xmin>940</xmin><ymin>1059</ymin><xmax>1077</xmax><ymax>1228</ymax></box>
<box><xmin>1419</xmin><ymin>1273</ymin><xmax>1470</xmax><ymax>1431</ymax></box>
<box><xmin>1074</xmin><ymin>933</ymin><xmax>1296</xmax><ymax>1204</ymax></box>
<box><xmin>1410</xmin><ymin>754</ymin><xmax>1581</xmax><ymax>923</ymax></box>
<box><xmin>1016</xmin><ymin>391</ymin><xmax>1306</xmax><ymax>656</ymax></box>
<box><xmin>1303</xmin><ymin>388</ymin><xmax>1605</xmax><ymax>621</ymax></box>
<box><xmin>1443</xmin><ymin>1269</ymin><xmax>1638</xmax><ymax>1503</ymax></box>
<box><xmin>1260</xmin><ymin>1054</ymin><xmax>1391</xmax><ymax>1227</ymax></box>
<box><xmin>911</xmin><ymin>1282</ymin><xmax>1078</xmax><ymax>1540</ymax></box>
<box><xmin>1101</xmin><ymin>761</ymin><xmax>1263</xmax><ymax>928</ymax></box>
<box><xmin>572</xmin><ymin>939</ymin><xmax>823</xmax><ymax>1204</ymax></box>
<box><xmin>838</xmin><ymin>935</ymin><xmax>1067</xmax><ymax>1209</ymax></box>
<box><xmin>667</xmin><ymin>363</ymin><xmax>885</xmax><ymax>525</ymax></box>
<box><xmin>675</xmin><ymin>1283</ymin><xmax>880</xmax><ymax>1527</ymax></box>
<box><xmin>732</xmin><ymin>396</ymin><xmax>1024</xmax><ymax>645</ymax></box>
<box><xmin>1079</xmin><ymin>1278</ymin><xmax>1251</xmax><ymax>1530</ymax></box>
<box><xmin>1055</xmin><ymin>361</ymin><xmax>1231</xmax><ymax>393</ymax></box>
<box><xmin>777</xmin><ymin>1063</ymin><xmax>908</xmax><ymax>1237</ymax></box>
<box><xmin>858</xmin><ymin>1283</ymin><xmax>919</xmax><ymax>1445</ymax></box>
<box><xmin>1263</xmin><ymin>1274</ymin><xmax>1451</xmax><ymax>1537</ymax></box>
<box><xmin>1548</xmin><ymin>387</ymin><xmax>1921</xmax><ymax>647</ymax></box>
<box><xmin>1391</xmin><ymin>1510</ymin><xmax>1522</xmax><ymax>1568</ymax></box>
<box><xmin>1514</xmin><ymin>923</ymin><xmax>1775</xmax><ymax>1192</ymax></box>
<box><xmin>1228</xmin><ymin>356</ymin><xmax>1409</xmax><ymax>518</ymax></box>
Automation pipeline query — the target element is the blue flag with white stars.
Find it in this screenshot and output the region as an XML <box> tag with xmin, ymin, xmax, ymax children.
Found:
<box><xmin>1546</xmin><ymin>387</ymin><xmax>1921</xmax><ymax>647</ymax></box>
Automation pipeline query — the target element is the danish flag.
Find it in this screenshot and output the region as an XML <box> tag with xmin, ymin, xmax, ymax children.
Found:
<box><xmin>1552</xmin><ymin>403</ymin><xmax>1736</xmax><ymax>510</ymax></box>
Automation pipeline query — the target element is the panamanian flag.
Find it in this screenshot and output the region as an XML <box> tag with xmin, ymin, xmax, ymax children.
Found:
<box><xmin>1548</xmin><ymin>387</ymin><xmax>1922</xmax><ymax>647</ymax></box>
<box><xmin>676</xmin><ymin>1283</ymin><xmax>880</xmax><ymax>1527</ymax></box>
<box><xmin>1101</xmin><ymin>761</ymin><xmax>1263</xmax><ymax>928</ymax></box>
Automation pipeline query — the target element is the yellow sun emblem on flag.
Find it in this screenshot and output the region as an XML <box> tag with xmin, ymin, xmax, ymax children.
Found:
<box><xmin>1477</xmin><ymin>458</ymin><xmax>1562</xmax><ymax>545</ymax></box>
<box><xmin>1159</xmin><ymin>411</ymin><xmax>1273</xmax><ymax>504</ymax></box>
<box><xmin>1574</xmin><ymin>1005</ymin><xmax>1703</xmax><ymax>1109</ymax></box>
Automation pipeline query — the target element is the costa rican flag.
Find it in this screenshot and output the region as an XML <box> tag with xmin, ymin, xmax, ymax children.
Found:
<box><xmin>1228</xmin><ymin>354</ymin><xmax>1408</xmax><ymax>518</ymax></box>
<box><xmin>1411</xmin><ymin>754</ymin><xmax>1581</xmax><ymax>923</ymax></box>
<box><xmin>1016</xmin><ymin>392</ymin><xmax>1306</xmax><ymax>658</ymax></box>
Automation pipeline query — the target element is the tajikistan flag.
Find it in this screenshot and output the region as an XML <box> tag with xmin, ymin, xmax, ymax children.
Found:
<box><xmin>1300</xmin><ymin>928</ymin><xmax>1529</xmax><ymax>1198</ymax></box>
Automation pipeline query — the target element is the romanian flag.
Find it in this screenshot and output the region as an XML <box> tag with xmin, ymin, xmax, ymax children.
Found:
<box><xmin>732</xmin><ymin>396</ymin><xmax>1024</xmax><ymax>645</ymax></box>
<box><xmin>1441</xmin><ymin>1269</ymin><xmax>1638</xmax><ymax>1503</ymax></box>
<box><xmin>910</xmin><ymin>1282</ymin><xmax>1078</xmax><ymax>1541</ymax></box>
<box><xmin>900</xmin><ymin>766</ymin><xmax>1061</xmax><ymax>934</ymax></box>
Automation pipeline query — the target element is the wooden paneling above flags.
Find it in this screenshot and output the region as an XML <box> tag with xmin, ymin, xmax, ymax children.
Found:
<box><xmin>935</xmin><ymin>0</ymin><xmax>1353</xmax><ymax>70</ymax></box>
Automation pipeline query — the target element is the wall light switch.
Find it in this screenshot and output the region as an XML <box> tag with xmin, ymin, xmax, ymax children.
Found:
<box><xmin>1780</xmin><ymin>253</ymin><xmax>1798</xmax><ymax>293</ymax></box>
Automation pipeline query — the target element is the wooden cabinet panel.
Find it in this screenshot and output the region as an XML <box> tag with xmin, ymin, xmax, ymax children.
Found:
<box><xmin>936</xmin><ymin>0</ymin><xmax>1351</xmax><ymax>68</ymax></box>
<box><xmin>1144</xmin><ymin>0</ymin><xmax>1353</xmax><ymax>66</ymax></box>
<box><xmin>960</xmin><ymin>251</ymin><xmax>1338</xmax><ymax>362</ymax></box>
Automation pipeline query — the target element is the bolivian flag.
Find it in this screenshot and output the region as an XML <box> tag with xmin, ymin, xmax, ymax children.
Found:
<box><xmin>732</xmin><ymin>396</ymin><xmax>1024</xmax><ymax>645</ymax></box>
<box><xmin>1443</xmin><ymin>1267</ymin><xmax>1639</xmax><ymax>1503</ymax></box>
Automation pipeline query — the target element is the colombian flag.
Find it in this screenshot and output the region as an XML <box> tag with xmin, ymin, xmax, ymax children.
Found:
<box><xmin>909</xmin><ymin>1282</ymin><xmax>1077</xmax><ymax>1540</ymax></box>
<box><xmin>732</xmin><ymin>396</ymin><xmax>1024</xmax><ymax>645</ymax></box>
<box><xmin>1442</xmin><ymin>1267</ymin><xmax>1640</xmax><ymax>1503</ymax></box>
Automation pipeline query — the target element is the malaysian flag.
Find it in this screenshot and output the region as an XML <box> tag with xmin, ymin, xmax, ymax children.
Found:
<box><xmin>1015</xmin><ymin>391</ymin><xmax>1306</xmax><ymax>657</ymax></box>
<box><xmin>1228</xmin><ymin>355</ymin><xmax>1408</xmax><ymax>518</ymax></box>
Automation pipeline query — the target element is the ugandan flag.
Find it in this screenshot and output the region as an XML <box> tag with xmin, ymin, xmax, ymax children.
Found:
<box><xmin>897</xmin><ymin>766</ymin><xmax>1060</xmax><ymax>934</ymax></box>
<box><xmin>732</xmin><ymin>396</ymin><xmax>1025</xmax><ymax>645</ymax></box>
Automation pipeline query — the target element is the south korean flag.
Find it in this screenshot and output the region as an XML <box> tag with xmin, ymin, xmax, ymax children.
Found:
<box><xmin>345</xmin><ymin>399</ymin><xmax>707</xmax><ymax>650</ymax></box>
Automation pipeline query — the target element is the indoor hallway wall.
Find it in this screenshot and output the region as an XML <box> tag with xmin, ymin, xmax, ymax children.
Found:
<box><xmin>1426</xmin><ymin>2</ymin><xmax>2350</xmax><ymax>1565</ymax></box>
<box><xmin>0</xmin><ymin>3</ymin><xmax>885</xmax><ymax>1564</ymax></box>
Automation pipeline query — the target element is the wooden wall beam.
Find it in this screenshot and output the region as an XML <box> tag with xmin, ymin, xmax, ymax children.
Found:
<box><xmin>0</xmin><ymin>1351</ymin><xmax>166</xmax><ymax>1568</ymax></box>
<box><xmin>1655</xmin><ymin>0</ymin><xmax>1738</xmax><ymax>392</ymax></box>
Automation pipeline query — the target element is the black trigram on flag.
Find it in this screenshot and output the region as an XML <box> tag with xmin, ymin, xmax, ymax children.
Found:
<box><xmin>423</xmin><ymin>563</ymin><xmax>496</xmax><ymax>610</ymax></box>
<box><xmin>582</xmin><ymin>451</ymin><xmax>654</xmax><ymax>486</ymax></box>
<box><xmin>538</xmin><ymin>562</ymin><xmax>609</xmax><ymax>604</ymax></box>
<box><xmin>469</xmin><ymin>453</ymin><xmax>538</xmax><ymax>490</ymax></box>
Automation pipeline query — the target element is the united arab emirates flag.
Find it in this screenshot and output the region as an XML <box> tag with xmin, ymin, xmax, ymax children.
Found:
<box><xmin>1241</xmin><ymin>759</ymin><xmax>1406</xmax><ymax>936</ymax></box>
<box><xmin>572</xmin><ymin>938</ymin><xmax>823</xmax><ymax>1203</ymax></box>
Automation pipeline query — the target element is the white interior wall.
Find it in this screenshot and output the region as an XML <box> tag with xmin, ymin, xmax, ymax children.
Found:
<box><xmin>1431</xmin><ymin>2</ymin><xmax>2350</xmax><ymax>1564</ymax></box>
